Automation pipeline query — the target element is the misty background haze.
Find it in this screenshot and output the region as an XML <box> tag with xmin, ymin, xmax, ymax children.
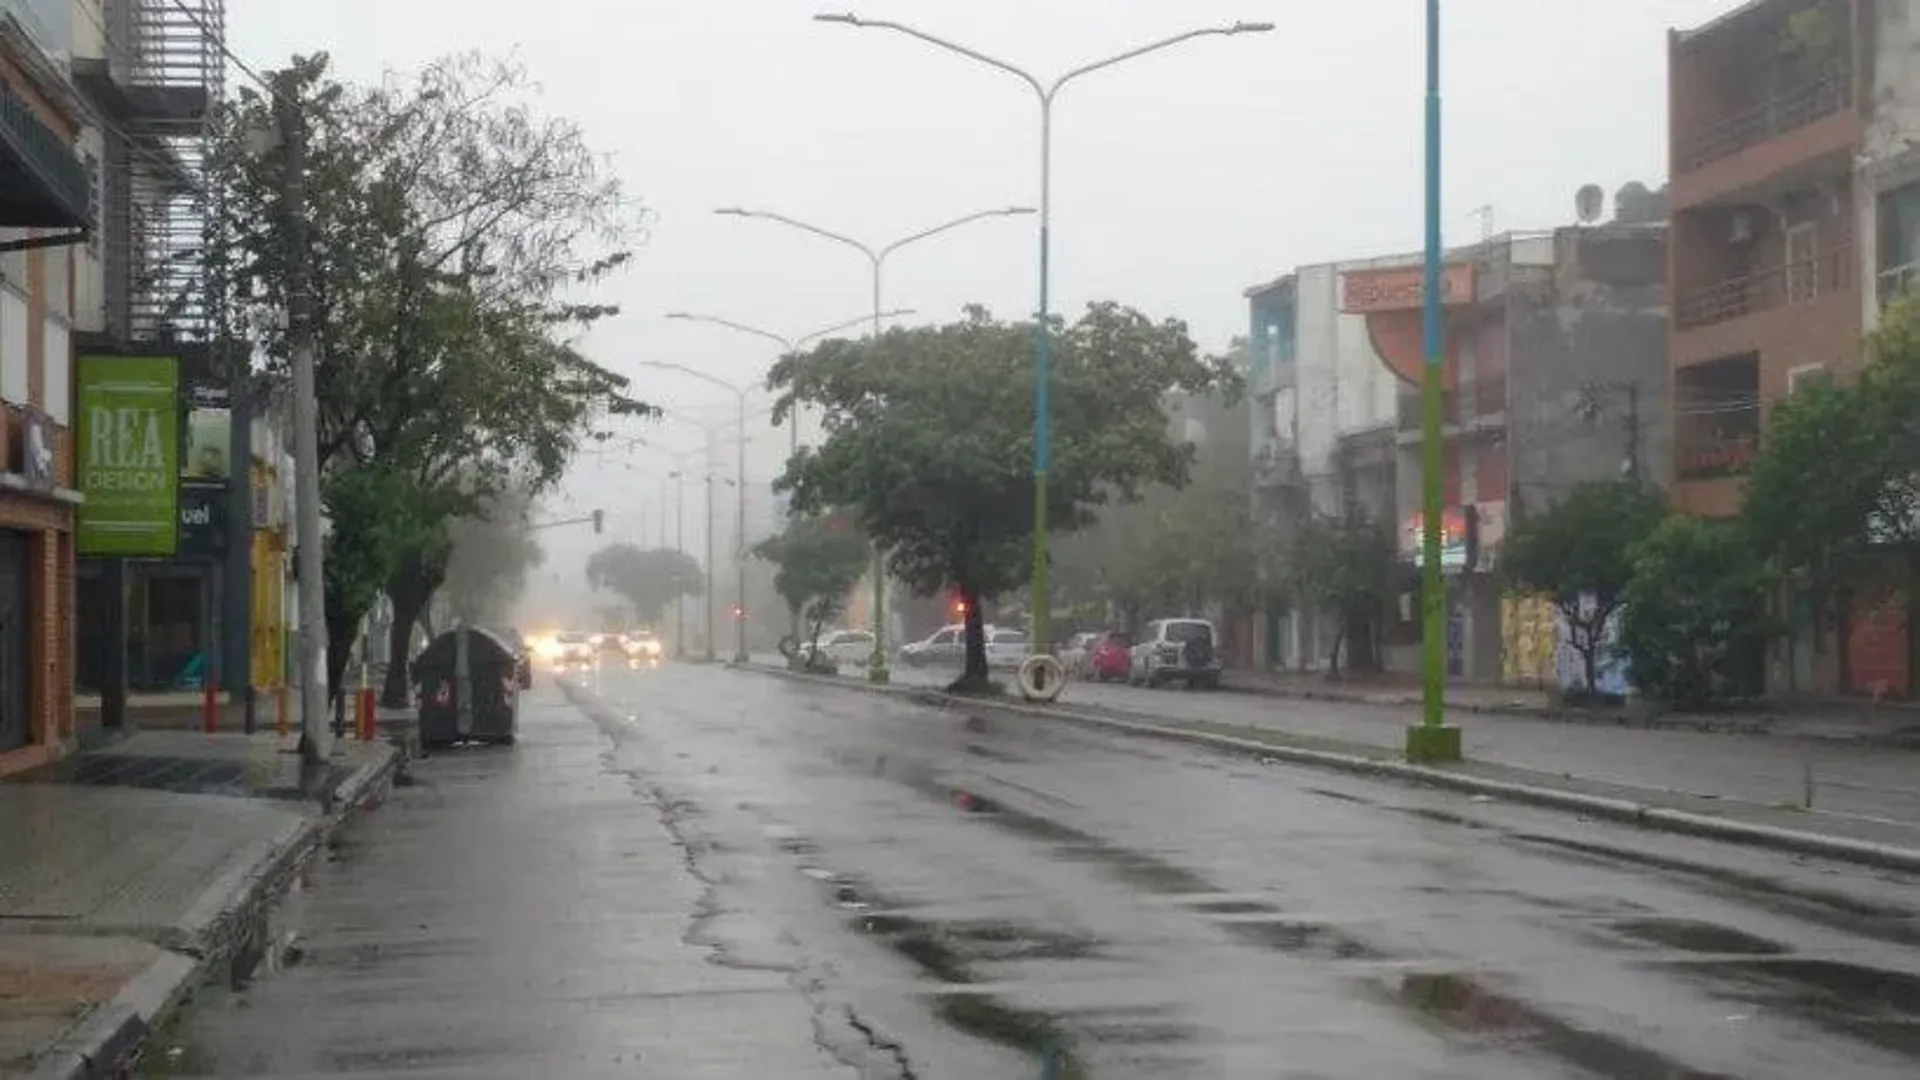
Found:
<box><xmin>228</xmin><ymin>0</ymin><xmax>1747</xmax><ymax>622</ymax></box>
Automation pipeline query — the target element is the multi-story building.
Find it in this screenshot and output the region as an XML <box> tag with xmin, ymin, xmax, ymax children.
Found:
<box><xmin>0</xmin><ymin>0</ymin><xmax>90</xmax><ymax>769</ymax></box>
<box><xmin>51</xmin><ymin>0</ymin><xmax>239</xmax><ymax>720</ymax></box>
<box><xmin>1668</xmin><ymin>0</ymin><xmax>1918</xmax><ymax>696</ymax></box>
<box><xmin>1245</xmin><ymin>255</ymin><xmax>1405</xmax><ymax>671</ymax></box>
<box><xmin>1250</xmin><ymin>205</ymin><xmax>1668</xmax><ymax>682</ymax></box>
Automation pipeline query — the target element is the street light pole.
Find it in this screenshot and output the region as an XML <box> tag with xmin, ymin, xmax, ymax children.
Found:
<box><xmin>638</xmin><ymin>361</ymin><xmax>754</xmax><ymax>663</ymax></box>
<box><xmin>1408</xmin><ymin>0</ymin><xmax>1461</xmax><ymax>764</ymax></box>
<box><xmin>667</xmin><ymin>308</ymin><xmax>916</xmax><ymax>648</ymax></box>
<box><xmin>715</xmin><ymin>203</ymin><xmax>1034</xmax><ymax>682</ymax></box>
<box><xmin>670</xmin><ymin>470</ymin><xmax>687</xmax><ymax>657</ymax></box>
<box><xmin>705</xmin><ymin>471</ymin><xmax>717</xmax><ymax>662</ymax></box>
<box><xmin>812</xmin><ymin>12</ymin><xmax>1272</xmax><ymax>659</ymax></box>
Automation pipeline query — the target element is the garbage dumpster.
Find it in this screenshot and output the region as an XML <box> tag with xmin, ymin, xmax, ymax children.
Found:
<box><xmin>414</xmin><ymin>626</ymin><xmax>521</xmax><ymax>748</ymax></box>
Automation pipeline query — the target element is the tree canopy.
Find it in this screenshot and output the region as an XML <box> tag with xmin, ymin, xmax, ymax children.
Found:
<box><xmin>1048</xmin><ymin>383</ymin><xmax>1259</xmax><ymax>627</ymax></box>
<box><xmin>206</xmin><ymin>52</ymin><xmax>648</xmax><ymax>704</ymax></box>
<box><xmin>753</xmin><ymin>513</ymin><xmax>869</xmax><ymax>662</ymax></box>
<box><xmin>1501</xmin><ymin>478</ymin><xmax>1667</xmax><ymax>693</ymax></box>
<box><xmin>1619</xmin><ymin>516</ymin><xmax>1772</xmax><ymax>708</ymax></box>
<box><xmin>1281</xmin><ymin>507</ymin><xmax>1399</xmax><ymax>674</ymax></box>
<box><xmin>771</xmin><ymin>303</ymin><xmax>1236</xmax><ymax>681</ymax></box>
<box><xmin>437</xmin><ymin>485</ymin><xmax>545</xmax><ymax>630</ymax></box>
<box><xmin>586</xmin><ymin>544</ymin><xmax>706</xmax><ymax>626</ymax></box>
<box><xmin>1742</xmin><ymin>293</ymin><xmax>1920</xmax><ymax>637</ymax></box>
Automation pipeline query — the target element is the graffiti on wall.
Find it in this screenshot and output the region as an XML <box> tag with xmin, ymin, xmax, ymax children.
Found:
<box><xmin>1501</xmin><ymin>592</ymin><xmax>1558</xmax><ymax>686</ymax></box>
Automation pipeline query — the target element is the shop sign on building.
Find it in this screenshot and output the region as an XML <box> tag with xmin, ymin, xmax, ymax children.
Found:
<box><xmin>76</xmin><ymin>355</ymin><xmax>180</xmax><ymax>557</ymax></box>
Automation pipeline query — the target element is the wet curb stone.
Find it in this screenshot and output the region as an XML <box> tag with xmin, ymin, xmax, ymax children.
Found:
<box><xmin>24</xmin><ymin>743</ymin><xmax>400</xmax><ymax>1080</ymax></box>
<box><xmin>731</xmin><ymin>663</ymin><xmax>1920</xmax><ymax>877</ymax></box>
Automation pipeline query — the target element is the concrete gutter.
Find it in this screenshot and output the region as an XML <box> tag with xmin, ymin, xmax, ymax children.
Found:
<box><xmin>25</xmin><ymin>743</ymin><xmax>401</xmax><ymax>1080</ymax></box>
<box><xmin>733</xmin><ymin>663</ymin><xmax>1920</xmax><ymax>877</ymax></box>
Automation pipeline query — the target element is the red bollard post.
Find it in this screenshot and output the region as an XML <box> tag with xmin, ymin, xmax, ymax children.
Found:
<box><xmin>355</xmin><ymin>687</ymin><xmax>376</xmax><ymax>741</ymax></box>
<box><xmin>202</xmin><ymin>680</ymin><xmax>218</xmax><ymax>733</ymax></box>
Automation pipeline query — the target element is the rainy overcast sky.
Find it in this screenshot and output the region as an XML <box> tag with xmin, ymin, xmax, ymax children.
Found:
<box><xmin>231</xmin><ymin>0</ymin><xmax>1748</xmax><ymax>577</ymax></box>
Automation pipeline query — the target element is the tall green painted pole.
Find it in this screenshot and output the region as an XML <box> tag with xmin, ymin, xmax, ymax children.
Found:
<box><xmin>1408</xmin><ymin>0</ymin><xmax>1463</xmax><ymax>764</ymax></box>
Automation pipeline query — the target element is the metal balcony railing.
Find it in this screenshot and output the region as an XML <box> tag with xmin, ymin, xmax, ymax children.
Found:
<box><xmin>0</xmin><ymin>82</ymin><xmax>91</xmax><ymax>228</ymax></box>
<box><xmin>1680</xmin><ymin>68</ymin><xmax>1851</xmax><ymax>174</ymax></box>
<box><xmin>1675</xmin><ymin>245</ymin><xmax>1854</xmax><ymax>331</ymax></box>
<box><xmin>1879</xmin><ymin>262</ymin><xmax>1918</xmax><ymax>310</ymax></box>
<box><xmin>1675</xmin><ymin>408</ymin><xmax>1760</xmax><ymax>480</ymax></box>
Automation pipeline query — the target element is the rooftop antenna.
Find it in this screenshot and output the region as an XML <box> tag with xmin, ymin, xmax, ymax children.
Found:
<box><xmin>1468</xmin><ymin>204</ymin><xmax>1495</xmax><ymax>241</ymax></box>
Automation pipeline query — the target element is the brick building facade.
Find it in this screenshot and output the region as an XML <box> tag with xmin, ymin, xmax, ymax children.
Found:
<box><xmin>0</xmin><ymin>10</ymin><xmax>89</xmax><ymax>771</ymax></box>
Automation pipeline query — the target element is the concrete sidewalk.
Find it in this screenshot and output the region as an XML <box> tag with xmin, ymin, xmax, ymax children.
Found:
<box><xmin>0</xmin><ymin>730</ymin><xmax>397</xmax><ymax>1079</ymax></box>
<box><xmin>736</xmin><ymin>662</ymin><xmax>1920</xmax><ymax>873</ymax></box>
<box><xmin>1223</xmin><ymin>668</ymin><xmax>1920</xmax><ymax>743</ymax></box>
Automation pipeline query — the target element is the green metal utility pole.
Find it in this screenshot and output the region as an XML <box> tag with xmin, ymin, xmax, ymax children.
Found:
<box><xmin>1407</xmin><ymin>0</ymin><xmax>1463</xmax><ymax>764</ymax></box>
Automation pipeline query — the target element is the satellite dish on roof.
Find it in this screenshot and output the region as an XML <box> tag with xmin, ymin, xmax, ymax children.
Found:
<box><xmin>1575</xmin><ymin>183</ymin><xmax>1606</xmax><ymax>225</ymax></box>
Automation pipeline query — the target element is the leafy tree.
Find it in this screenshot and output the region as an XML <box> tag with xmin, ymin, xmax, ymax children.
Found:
<box><xmin>752</xmin><ymin>514</ymin><xmax>869</xmax><ymax>662</ymax></box>
<box><xmin>206</xmin><ymin>53</ymin><xmax>646</xmax><ymax>707</ymax></box>
<box><xmin>1281</xmin><ymin>508</ymin><xmax>1399</xmax><ymax>674</ymax></box>
<box><xmin>1742</xmin><ymin>294</ymin><xmax>1920</xmax><ymax>676</ymax></box>
<box><xmin>771</xmin><ymin>304</ymin><xmax>1234</xmax><ymax>692</ymax></box>
<box><xmin>435</xmin><ymin>485</ymin><xmax>545</xmax><ymax>630</ymax></box>
<box><xmin>1050</xmin><ymin>384</ymin><xmax>1260</xmax><ymax>628</ymax></box>
<box><xmin>585</xmin><ymin>544</ymin><xmax>706</xmax><ymax>626</ymax></box>
<box><xmin>1501</xmin><ymin>479</ymin><xmax>1667</xmax><ymax>694</ymax></box>
<box><xmin>1619</xmin><ymin>517</ymin><xmax>1773</xmax><ymax>708</ymax></box>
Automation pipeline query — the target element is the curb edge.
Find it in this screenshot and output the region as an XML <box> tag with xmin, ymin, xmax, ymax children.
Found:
<box><xmin>734</xmin><ymin>662</ymin><xmax>1920</xmax><ymax>876</ymax></box>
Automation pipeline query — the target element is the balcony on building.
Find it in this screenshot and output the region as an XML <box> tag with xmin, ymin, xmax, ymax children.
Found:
<box><xmin>0</xmin><ymin>13</ymin><xmax>88</xmax><ymax>229</ymax></box>
<box><xmin>1671</xmin><ymin>189</ymin><xmax>1857</xmax><ymax>369</ymax></box>
<box><xmin>1669</xmin><ymin>0</ymin><xmax>1858</xmax><ymax>211</ymax></box>
<box><xmin>69</xmin><ymin>0</ymin><xmax>216</xmax><ymax>126</ymax></box>
<box><xmin>1394</xmin><ymin>372</ymin><xmax>1506</xmax><ymax>446</ymax></box>
<box><xmin>1672</xmin><ymin>352</ymin><xmax>1760</xmax><ymax>517</ymax></box>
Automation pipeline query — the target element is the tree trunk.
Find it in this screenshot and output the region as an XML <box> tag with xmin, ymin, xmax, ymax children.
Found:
<box><xmin>381</xmin><ymin>550</ymin><xmax>448</xmax><ymax>709</ymax></box>
<box><xmin>949</xmin><ymin>586</ymin><xmax>993</xmax><ymax>695</ymax></box>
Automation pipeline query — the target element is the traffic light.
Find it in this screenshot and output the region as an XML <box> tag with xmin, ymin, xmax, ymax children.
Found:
<box><xmin>591</xmin><ymin>509</ymin><xmax>604</xmax><ymax>534</ymax></box>
<box><xmin>731</xmin><ymin>604</ymin><xmax>745</xmax><ymax>620</ymax></box>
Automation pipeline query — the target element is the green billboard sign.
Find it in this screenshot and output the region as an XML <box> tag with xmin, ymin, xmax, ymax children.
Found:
<box><xmin>76</xmin><ymin>355</ymin><xmax>180</xmax><ymax>557</ymax></box>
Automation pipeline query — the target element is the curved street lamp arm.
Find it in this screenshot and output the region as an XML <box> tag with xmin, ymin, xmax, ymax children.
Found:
<box><xmin>819</xmin><ymin>15</ymin><xmax>1045</xmax><ymax>100</ymax></box>
<box><xmin>1050</xmin><ymin>26</ymin><xmax>1258</xmax><ymax>97</ymax></box>
<box><xmin>795</xmin><ymin>308</ymin><xmax>914</xmax><ymax>348</ymax></box>
<box><xmin>714</xmin><ymin>207</ymin><xmax>879</xmax><ymax>264</ymax></box>
<box><xmin>877</xmin><ymin>208</ymin><xmax>1034</xmax><ymax>263</ymax></box>
<box><xmin>638</xmin><ymin>359</ymin><xmax>749</xmax><ymax>401</ymax></box>
<box><xmin>667</xmin><ymin>313</ymin><xmax>793</xmax><ymax>352</ymax></box>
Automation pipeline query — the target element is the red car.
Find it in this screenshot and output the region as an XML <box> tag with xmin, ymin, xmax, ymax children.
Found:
<box><xmin>1088</xmin><ymin>632</ymin><xmax>1132</xmax><ymax>682</ymax></box>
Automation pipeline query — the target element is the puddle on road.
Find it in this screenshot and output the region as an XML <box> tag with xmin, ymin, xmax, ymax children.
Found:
<box><xmin>1608</xmin><ymin>917</ymin><xmax>1789</xmax><ymax>956</ymax></box>
<box><xmin>1508</xmin><ymin>832</ymin><xmax>1920</xmax><ymax>948</ymax></box>
<box><xmin>1654</xmin><ymin>957</ymin><xmax>1920</xmax><ymax>1059</ymax></box>
<box><xmin>1395</xmin><ymin>972</ymin><xmax>1736</xmax><ymax>1079</ymax></box>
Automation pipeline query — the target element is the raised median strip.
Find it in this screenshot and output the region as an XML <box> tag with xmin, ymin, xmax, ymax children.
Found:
<box><xmin>730</xmin><ymin>661</ymin><xmax>1920</xmax><ymax>877</ymax></box>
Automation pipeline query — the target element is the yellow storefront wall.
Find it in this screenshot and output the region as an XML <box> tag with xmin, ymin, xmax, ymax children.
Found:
<box><xmin>251</xmin><ymin>464</ymin><xmax>287</xmax><ymax>691</ymax></box>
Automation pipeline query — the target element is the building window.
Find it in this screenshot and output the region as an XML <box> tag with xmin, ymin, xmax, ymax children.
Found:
<box><xmin>44</xmin><ymin>318</ymin><xmax>69</xmax><ymax>423</ymax></box>
<box><xmin>0</xmin><ymin>288</ymin><xmax>27</xmax><ymax>405</ymax></box>
<box><xmin>1879</xmin><ymin>181</ymin><xmax>1920</xmax><ymax>307</ymax></box>
<box><xmin>127</xmin><ymin>567</ymin><xmax>211</xmax><ymax>692</ymax></box>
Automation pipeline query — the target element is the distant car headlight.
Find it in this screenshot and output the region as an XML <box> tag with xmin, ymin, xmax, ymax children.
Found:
<box><xmin>536</xmin><ymin>639</ymin><xmax>561</xmax><ymax>659</ymax></box>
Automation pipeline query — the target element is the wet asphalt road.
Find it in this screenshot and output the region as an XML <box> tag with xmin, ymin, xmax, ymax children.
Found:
<box><xmin>882</xmin><ymin>661</ymin><xmax>1920</xmax><ymax>824</ymax></box>
<box><xmin>165</xmin><ymin>662</ymin><xmax>1920</xmax><ymax>1079</ymax></box>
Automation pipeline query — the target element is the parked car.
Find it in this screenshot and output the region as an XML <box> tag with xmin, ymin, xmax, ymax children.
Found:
<box><xmin>1059</xmin><ymin>631</ymin><xmax>1101</xmax><ymax>677</ymax></box>
<box><xmin>803</xmin><ymin>629</ymin><xmax>877</xmax><ymax>666</ymax></box>
<box><xmin>899</xmin><ymin>623</ymin><xmax>970</xmax><ymax>667</ymax></box>
<box><xmin>1087</xmin><ymin>631</ymin><xmax>1132</xmax><ymax>682</ymax></box>
<box><xmin>985</xmin><ymin>628</ymin><xmax>1030</xmax><ymax>670</ymax></box>
<box><xmin>1128</xmin><ymin>618</ymin><xmax>1223</xmax><ymax>689</ymax></box>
